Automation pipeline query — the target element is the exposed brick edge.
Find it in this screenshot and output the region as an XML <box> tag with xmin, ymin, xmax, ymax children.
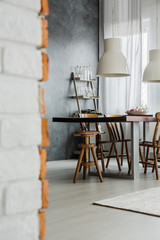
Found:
<box><xmin>41</xmin><ymin>179</ymin><xmax>49</xmax><ymax>209</ymax></box>
<box><xmin>41</xmin><ymin>19</ymin><xmax>48</xmax><ymax>48</ymax></box>
<box><xmin>39</xmin><ymin>149</ymin><xmax>47</xmax><ymax>179</ymax></box>
<box><xmin>41</xmin><ymin>53</ymin><xmax>49</xmax><ymax>81</ymax></box>
<box><xmin>39</xmin><ymin>1</ymin><xmax>49</xmax><ymax>239</ymax></box>
<box><xmin>41</xmin><ymin>117</ymin><xmax>50</xmax><ymax>147</ymax></box>
<box><xmin>39</xmin><ymin>87</ymin><xmax>47</xmax><ymax>114</ymax></box>
<box><xmin>39</xmin><ymin>211</ymin><xmax>46</xmax><ymax>240</ymax></box>
<box><xmin>40</xmin><ymin>0</ymin><xmax>49</xmax><ymax>16</ymax></box>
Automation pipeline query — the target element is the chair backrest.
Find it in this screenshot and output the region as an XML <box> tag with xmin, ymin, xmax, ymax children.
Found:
<box><xmin>152</xmin><ymin>112</ymin><xmax>160</xmax><ymax>145</ymax></box>
<box><xmin>104</xmin><ymin>114</ymin><xmax>124</xmax><ymax>141</ymax></box>
<box><xmin>79</xmin><ymin>114</ymin><xmax>99</xmax><ymax>131</ymax></box>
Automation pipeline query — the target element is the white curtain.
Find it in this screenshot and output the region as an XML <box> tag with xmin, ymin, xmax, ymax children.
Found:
<box><xmin>141</xmin><ymin>0</ymin><xmax>160</xmax><ymax>137</ymax></box>
<box><xmin>142</xmin><ymin>0</ymin><xmax>160</xmax><ymax>114</ymax></box>
<box><xmin>99</xmin><ymin>0</ymin><xmax>160</xmax><ymax>116</ymax></box>
<box><xmin>99</xmin><ymin>0</ymin><xmax>142</xmax><ymax>115</ymax></box>
<box><xmin>99</xmin><ymin>0</ymin><xmax>160</xmax><ymax>141</ymax></box>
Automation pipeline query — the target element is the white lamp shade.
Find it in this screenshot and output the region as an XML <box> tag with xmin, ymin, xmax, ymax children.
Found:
<box><xmin>96</xmin><ymin>38</ymin><xmax>130</xmax><ymax>77</ymax></box>
<box><xmin>143</xmin><ymin>49</ymin><xmax>160</xmax><ymax>82</ymax></box>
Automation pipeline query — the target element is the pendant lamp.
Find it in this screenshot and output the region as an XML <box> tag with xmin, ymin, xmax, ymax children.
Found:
<box><xmin>96</xmin><ymin>0</ymin><xmax>130</xmax><ymax>78</ymax></box>
<box><xmin>143</xmin><ymin>0</ymin><xmax>160</xmax><ymax>82</ymax></box>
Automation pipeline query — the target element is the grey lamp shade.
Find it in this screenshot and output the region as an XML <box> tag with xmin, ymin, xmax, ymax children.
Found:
<box><xmin>96</xmin><ymin>38</ymin><xmax>130</xmax><ymax>78</ymax></box>
<box><xmin>143</xmin><ymin>49</ymin><xmax>160</xmax><ymax>83</ymax></box>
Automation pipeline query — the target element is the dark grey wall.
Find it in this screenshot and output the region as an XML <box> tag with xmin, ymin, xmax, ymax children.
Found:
<box><xmin>44</xmin><ymin>0</ymin><xmax>99</xmax><ymax>161</ymax></box>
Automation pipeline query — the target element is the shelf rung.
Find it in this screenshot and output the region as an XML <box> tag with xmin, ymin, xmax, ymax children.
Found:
<box><xmin>71</xmin><ymin>96</ymin><xmax>99</xmax><ymax>100</ymax></box>
<box><xmin>73</xmin><ymin>78</ymin><xmax>96</xmax><ymax>82</ymax></box>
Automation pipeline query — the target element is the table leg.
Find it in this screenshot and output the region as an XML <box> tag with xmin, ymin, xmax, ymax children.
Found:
<box><xmin>131</xmin><ymin>122</ymin><xmax>140</xmax><ymax>179</ymax></box>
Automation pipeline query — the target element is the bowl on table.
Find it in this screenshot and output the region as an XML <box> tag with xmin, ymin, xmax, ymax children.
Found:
<box><xmin>126</xmin><ymin>107</ymin><xmax>148</xmax><ymax>116</ymax></box>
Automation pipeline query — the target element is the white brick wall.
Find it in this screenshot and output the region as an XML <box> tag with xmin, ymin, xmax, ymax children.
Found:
<box><xmin>0</xmin><ymin>0</ymin><xmax>46</xmax><ymax>239</ymax></box>
<box><xmin>5</xmin><ymin>180</ymin><xmax>41</xmax><ymax>215</ymax></box>
<box><xmin>0</xmin><ymin>147</ymin><xmax>40</xmax><ymax>182</ymax></box>
<box><xmin>0</xmin><ymin>75</ymin><xmax>39</xmax><ymax>113</ymax></box>
<box><xmin>0</xmin><ymin>2</ymin><xmax>42</xmax><ymax>46</ymax></box>
<box><xmin>1</xmin><ymin>116</ymin><xmax>41</xmax><ymax>148</ymax></box>
<box><xmin>0</xmin><ymin>212</ymin><xmax>39</xmax><ymax>240</ymax></box>
<box><xmin>2</xmin><ymin>0</ymin><xmax>41</xmax><ymax>12</ymax></box>
<box><xmin>0</xmin><ymin>48</ymin><xmax>2</xmax><ymax>73</ymax></box>
<box><xmin>3</xmin><ymin>46</ymin><xmax>42</xmax><ymax>79</ymax></box>
<box><xmin>0</xmin><ymin>186</ymin><xmax>4</xmax><ymax>215</ymax></box>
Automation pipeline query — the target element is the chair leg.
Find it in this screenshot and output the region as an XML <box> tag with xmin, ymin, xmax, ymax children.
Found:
<box><xmin>100</xmin><ymin>143</ymin><xmax>105</xmax><ymax>172</ymax></box>
<box><xmin>91</xmin><ymin>147</ymin><xmax>103</xmax><ymax>182</ymax></box>
<box><xmin>125</xmin><ymin>141</ymin><xmax>130</xmax><ymax>169</ymax></box>
<box><xmin>73</xmin><ymin>148</ymin><xmax>85</xmax><ymax>183</ymax></box>
<box><xmin>152</xmin><ymin>162</ymin><xmax>155</xmax><ymax>173</ymax></box>
<box><xmin>153</xmin><ymin>147</ymin><xmax>160</xmax><ymax>172</ymax></box>
<box><xmin>128</xmin><ymin>161</ymin><xmax>132</xmax><ymax>176</ymax></box>
<box><xmin>83</xmin><ymin>147</ymin><xmax>89</xmax><ymax>179</ymax></box>
<box><xmin>144</xmin><ymin>146</ymin><xmax>149</xmax><ymax>174</ymax></box>
<box><xmin>121</xmin><ymin>141</ymin><xmax>124</xmax><ymax>166</ymax></box>
<box><xmin>79</xmin><ymin>154</ymin><xmax>84</xmax><ymax>173</ymax></box>
<box><xmin>114</xmin><ymin>143</ymin><xmax>121</xmax><ymax>171</ymax></box>
<box><xmin>153</xmin><ymin>148</ymin><xmax>159</xmax><ymax>180</ymax></box>
<box><xmin>106</xmin><ymin>143</ymin><xmax>114</xmax><ymax>168</ymax></box>
<box><xmin>139</xmin><ymin>145</ymin><xmax>145</xmax><ymax>167</ymax></box>
<box><xmin>96</xmin><ymin>135</ymin><xmax>100</xmax><ymax>157</ymax></box>
<box><xmin>157</xmin><ymin>147</ymin><xmax>160</xmax><ymax>161</ymax></box>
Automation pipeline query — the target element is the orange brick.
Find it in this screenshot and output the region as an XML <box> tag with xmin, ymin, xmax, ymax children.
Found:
<box><xmin>39</xmin><ymin>149</ymin><xmax>47</xmax><ymax>179</ymax></box>
<box><xmin>41</xmin><ymin>179</ymin><xmax>49</xmax><ymax>209</ymax></box>
<box><xmin>41</xmin><ymin>53</ymin><xmax>49</xmax><ymax>81</ymax></box>
<box><xmin>38</xmin><ymin>87</ymin><xmax>46</xmax><ymax>114</ymax></box>
<box><xmin>41</xmin><ymin>117</ymin><xmax>50</xmax><ymax>147</ymax></box>
<box><xmin>40</xmin><ymin>0</ymin><xmax>49</xmax><ymax>15</ymax></box>
<box><xmin>41</xmin><ymin>19</ymin><xmax>48</xmax><ymax>48</ymax></box>
<box><xmin>39</xmin><ymin>211</ymin><xmax>46</xmax><ymax>240</ymax></box>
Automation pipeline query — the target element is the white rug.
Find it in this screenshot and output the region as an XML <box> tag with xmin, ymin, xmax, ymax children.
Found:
<box><xmin>93</xmin><ymin>187</ymin><xmax>160</xmax><ymax>217</ymax></box>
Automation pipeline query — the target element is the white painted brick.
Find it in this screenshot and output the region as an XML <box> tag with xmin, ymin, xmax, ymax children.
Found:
<box><xmin>0</xmin><ymin>75</ymin><xmax>39</xmax><ymax>114</ymax></box>
<box><xmin>1</xmin><ymin>116</ymin><xmax>41</xmax><ymax>148</ymax></box>
<box><xmin>0</xmin><ymin>212</ymin><xmax>39</xmax><ymax>240</ymax></box>
<box><xmin>0</xmin><ymin>40</ymin><xmax>37</xmax><ymax>52</ymax></box>
<box><xmin>0</xmin><ymin>2</ymin><xmax>42</xmax><ymax>46</ymax></box>
<box><xmin>0</xmin><ymin>0</ymin><xmax>45</xmax><ymax>236</ymax></box>
<box><xmin>5</xmin><ymin>180</ymin><xmax>41</xmax><ymax>215</ymax></box>
<box><xmin>0</xmin><ymin>193</ymin><xmax>2</xmax><ymax>216</ymax></box>
<box><xmin>0</xmin><ymin>186</ymin><xmax>4</xmax><ymax>216</ymax></box>
<box><xmin>0</xmin><ymin>147</ymin><xmax>40</xmax><ymax>182</ymax></box>
<box><xmin>0</xmin><ymin>48</ymin><xmax>2</xmax><ymax>73</ymax></box>
<box><xmin>3</xmin><ymin>46</ymin><xmax>42</xmax><ymax>79</ymax></box>
<box><xmin>2</xmin><ymin>0</ymin><xmax>41</xmax><ymax>12</ymax></box>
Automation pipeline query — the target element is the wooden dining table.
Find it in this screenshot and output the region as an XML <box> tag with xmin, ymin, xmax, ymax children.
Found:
<box><xmin>52</xmin><ymin>114</ymin><xmax>157</xmax><ymax>180</ymax></box>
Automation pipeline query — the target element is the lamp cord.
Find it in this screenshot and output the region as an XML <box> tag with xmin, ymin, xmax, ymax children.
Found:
<box><xmin>112</xmin><ymin>0</ymin><xmax>115</xmax><ymax>38</ymax></box>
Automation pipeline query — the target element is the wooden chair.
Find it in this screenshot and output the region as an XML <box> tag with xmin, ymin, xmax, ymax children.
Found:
<box><xmin>95</xmin><ymin>124</ymin><xmax>107</xmax><ymax>172</ymax></box>
<box><xmin>73</xmin><ymin>114</ymin><xmax>103</xmax><ymax>183</ymax></box>
<box><xmin>99</xmin><ymin>114</ymin><xmax>131</xmax><ymax>172</ymax></box>
<box><xmin>79</xmin><ymin>114</ymin><xmax>105</xmax><ymax>172</ymax></box>
<box><xmin>139</xmin><ymin>112</ymin><xmax>160</xmax><ymax>180</ymax></box>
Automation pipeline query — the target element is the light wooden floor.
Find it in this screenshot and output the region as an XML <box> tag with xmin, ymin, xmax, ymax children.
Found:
<box><xmin>46</xmin><ymin>159</ymin><xmax>160</xmax><ymax>240</ymax></box>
